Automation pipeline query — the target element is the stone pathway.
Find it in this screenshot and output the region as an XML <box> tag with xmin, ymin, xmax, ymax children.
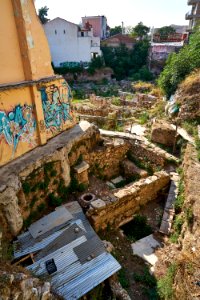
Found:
<box><xmin>125</xmin><ymin>124</ymin><xmax>146</xmax><ymax>136</ymax></box>
<box><xmin>159</xmin><ymin>172</ymin><xmax>179</xmax><ymax>235</ymax></box>
<box><xmin>131</xmin><ymin>234</ymin><xmax>161</xmax><ymax>268</ymax></box>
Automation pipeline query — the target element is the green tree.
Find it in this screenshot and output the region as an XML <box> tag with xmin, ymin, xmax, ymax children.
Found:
<box><xmin>38</xmin><ymin>6</ymin><xmax>49</xmax><ymax>24</ymax></box>
<box><xmin>101</xmin><ymin>39</ymin><xmax>152</xmax><ymax>80</ymax></box>
<box><xmin>157</xmin><ymin>26</ymin><xmax>176</xmax><ymax>37</ymax></box>
<box><xmin>158</xmin><ymin>28</ymin><xmax>200</xmax><ymax>98</ymax></box>
<box><xmin>133</xmin><ymin>22</ymin><xmax>150</xmax><ymax>39</ymax></box>
<box><xmin>110</xmin><ymin>26</ymin><xmax>122</xmax><ymax>36</ymax></box>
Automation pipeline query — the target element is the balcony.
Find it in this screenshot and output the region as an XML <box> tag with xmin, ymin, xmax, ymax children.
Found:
<box><xmin>186</xmin><ymin>11</ymin><xmax>194</xmax><ymax>19</ymax></box>
<box><xmin>188</xmin><ymin>0</ymin><xmax>200</xmax><ymax>5</ymax></box>
<box><xmin>186</xmin><ymin>10</ymin><xmax>200</xmax><ymax>19</ymax></box>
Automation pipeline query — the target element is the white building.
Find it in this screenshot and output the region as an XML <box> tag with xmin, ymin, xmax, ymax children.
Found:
<box><xmin>43</xmin><ymin>17</ymin><xmax>101</xmax><ymax>67</ymax></box>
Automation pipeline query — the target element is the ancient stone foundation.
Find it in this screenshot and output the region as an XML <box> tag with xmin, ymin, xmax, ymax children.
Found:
<box><xmin>0</xmin><ymin>121</ymin><xmax>100</xmax><ymax>237</ymax></box>
<box><xmin>87</xmin><ymin>171</ymin><xmax>170</xmax><ymax>231</ymax></box>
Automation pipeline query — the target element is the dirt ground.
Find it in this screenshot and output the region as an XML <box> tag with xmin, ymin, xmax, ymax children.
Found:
<box><xmin>98</xmin><ymin>194</ymin><xmax>166</xmax><ymax>300</ymax></box>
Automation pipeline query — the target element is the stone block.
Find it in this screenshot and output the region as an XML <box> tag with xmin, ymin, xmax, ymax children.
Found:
<box><xmin>111</xmin><ymin>176</ymin><xmax>125</xmax><ymax>186</ymax></box>
<box><xmin>122</xmin><ymin>159</ymin><xmax>148</xmax><ymax>179</ymax></box>
<box><xmin>90</xmin><ymin>199</ymin><xmax>106</xmax><ymax>209</ymax></box>
<box><xmin>151</xmin><ymin>121</ymin><xmax>176</xmax><ymax>146</ymax></box>
<box><xmin>74</xmin><ymin>161</ymin><xmax>89</xmax><ymax>174</ymax></box>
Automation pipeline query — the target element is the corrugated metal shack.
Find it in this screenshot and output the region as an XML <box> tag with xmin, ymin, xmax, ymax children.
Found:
<box><xmin>13</xmin><ymin>202</ymin><xmax>121</xmax><ymax>299</ymax></box>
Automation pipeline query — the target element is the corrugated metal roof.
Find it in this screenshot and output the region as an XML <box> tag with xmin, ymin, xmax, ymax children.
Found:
<box><xmin>13</xmin><ymin>219</ymin><xmax>84</xmax><ymax>258</ymax></box>
<box><xmin>74</xmin><ymin>236</ymin><xmax>105</xmax><ymax>264</ymax></box>
<box><xmin>29</xmin><ymin>207</ymin><xmax>73</xmax><ymax>239</ymax></box>
<box><xmin>34</xmin><ymin>224</ymin><xmax>85</xmax><ymax>261</ymax></box>
<box><xmin>14</xmin><ymin>202</ymin><xmax>121</xmax><ymax>299</ymax></box>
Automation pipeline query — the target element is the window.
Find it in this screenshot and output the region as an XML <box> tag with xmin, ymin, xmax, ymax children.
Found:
<box><xmin>64</xmin><ymin>30</ymin><xmax>66</xmax><ymax>34</ymax></box>
<box><xmin>81</xmin><ymin>32</ymin><xmax>84</xmax><ymax>37</ymax></box>
<box><xmin>55</xmin><ymin>30</ymin><xmax>57</xmax><ymax>34</ymax></box>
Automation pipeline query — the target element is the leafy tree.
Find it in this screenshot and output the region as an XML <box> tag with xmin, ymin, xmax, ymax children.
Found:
<box><xmin>132</xmin><ymin>22</ymin><xmax>150</xmax><ymax>39</ymax></box>
<box><xmin>101</xmin><ymin>39</ymin><xmax>152</xmax><ymax>80</ymax></box>
<box><xmin>157</xmin><ymin>26</ymin><xmax>176</xmax><ymax>37</ymax></box>
<box><xmin>110</xmin><ymin>26</ymin><xmax>122</xmax><ymax>36</ymax></box>
<box><xmin>38</xmin><ymin>6</ymin><xmax>49</xmax><ymax>24</ymax></box>
<box><xmin>158</xmin><ymin>28</ymin><xmax>200</xmax><ymax>98</ymax></box>
<box><xmin>88</xmin><ymin>56</ymin><xmax>104</xmax><ymax>74</ymax></box>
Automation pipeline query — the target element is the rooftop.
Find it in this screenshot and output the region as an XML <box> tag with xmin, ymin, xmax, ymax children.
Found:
<box><xmin>13</xmin><ymin>202</ymin><xmax>121</xmax><ymax>300</ymax></box>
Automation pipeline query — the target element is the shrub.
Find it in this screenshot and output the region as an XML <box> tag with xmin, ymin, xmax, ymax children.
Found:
<box><xmin>118</xmin><ymin>268</ymin><xmax>130</xmax><ymax>289</ymax></box>
<box><xmin>158</xmin><ymin>28</ymin><xmax>200</xmax><ymax>98</ymax></box>
<box><xmin>22</xmin><ymin>182</ymin><xmax>31</xmax><ymax>195</ymax></box>
<box><xmin>121</xmin><ymin>214</ymin><xmax>152</xmax><ymax>241</ymax></box>
<box><xmin>170</xmin><ymin>215</ymin><xmax>184</xmax><ymax>243</ymax></box>
<box><xmin>138</xmin><ymin>111</ymin><xmax>149</xmax><ymax>124</ymax></box>
<box><xmin>133</xmin><ymin>267</ymin><xmax>157</xmax><ymax>287</ymax></box>
<box><xmin>48</xmin><ymin>193</ymin><xmax>63</xmax><ymax>207</ymax></box>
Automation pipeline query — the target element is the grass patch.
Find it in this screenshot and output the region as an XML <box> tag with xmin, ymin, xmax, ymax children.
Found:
<box><xmin>118</xmin><ymin>268</ymin><xmax>130</xmax><ymax>289</ymax></box>
<box><xmin>170</xmin><ymin>215</ymin><xmax>184</xmax><ymax>243</ymax></box>
<box><xmin>134</xmin><ymin>267</ymin><xmax>159</xmax><ymax>299</ymax></box>
<box><xmin>157</xmin><ymin>263</ymin><xmax>177</xmax><ymax>300</ymax></box>
<box><xmin>127</xmin><ymin>150</ymin><xmax>153</xmax><ymax>175</ymax></box>
<box><xmin>138</xmin><ymin>111</ymin><xmax>149</xmax><ymax>125</ymax></box>
<box><xmin>185</xmin><ymin>207</ymin><xmax>193</xmax><ymax>227</ymax></box>
<box><xmin>111</xmin><ymin>97</ymin><xmax>121</xmax><ymax>106</ymax></box>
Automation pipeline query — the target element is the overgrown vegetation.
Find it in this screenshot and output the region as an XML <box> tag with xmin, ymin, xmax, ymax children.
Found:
<box><xmin>118</xmin><ymin>268</ymin><xmax>130</xmax><ymax>289</ymax></box>
<box><xmin>127</xmin><ymin>150</ymin><xmax>153</xmax><ymax>175</ymax></box>
<box><xmin>157</xmin><ymin>263</ymin><xmax>177</xmax><ymax>299</ymax></box>
<box><xmin>133</xmin><ymin>267</ymin><xmax>159</xmax><ymax>299</ymax></box>
<box><xmin>101</xmin><ymin>40</ymin><xmax>153</xmax><ymax>80</ymax></box>
<box><xmin>158</xmin><ymin>27</ymin><xmax>200</xmax><ymax>98</ymax></box>
<box><xmin>170</xmin><ymin>215</ymin><xmax>184</xmax><ymax>243</ymax></box>
<box><xmin>121</xmin><ymin>214</ymin><xmax>152</xmax><ymax>242</ymax></box>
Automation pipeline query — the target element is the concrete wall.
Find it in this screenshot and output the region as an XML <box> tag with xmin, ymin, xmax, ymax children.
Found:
<box><xmin>44</xmin><ymin>18</ymin><xmax>101</xmax><ymax>66</ymax></box>
<box><xmin>82</xmin><ymin>16</ymin><xmax>108</xmax><ymax>39</ymax></box>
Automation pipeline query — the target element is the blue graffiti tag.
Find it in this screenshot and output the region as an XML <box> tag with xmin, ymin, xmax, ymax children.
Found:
<box><xmin>40</xmin><ymin>81</ymin><xmax>73</xmax><ymax>131</ymax></box>
<box><xmin>0</xmin><ymin>104</ymin><xmax>36</xmax><ymax>154</ymax></box>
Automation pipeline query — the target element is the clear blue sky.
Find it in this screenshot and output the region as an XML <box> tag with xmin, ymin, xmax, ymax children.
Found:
<box><xmin>35</xmin><ymin>0</ymin><xmax>189</xmax><ymax>28</ymax></box>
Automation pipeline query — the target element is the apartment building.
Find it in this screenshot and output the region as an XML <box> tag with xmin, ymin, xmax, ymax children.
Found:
<box><xmin>185</xmin><ymin>0</ymin><xmax>200</xmax><ymax>31</ymax></box>
<box><xmin>82</xmin><ymin>15</ymin><xmax>109</xmax><ymax>39</ymax></box>
<box><xmin>44</xmin><ymin>18</ymin><xmax>101</xmax><ymax>67</ymax></box>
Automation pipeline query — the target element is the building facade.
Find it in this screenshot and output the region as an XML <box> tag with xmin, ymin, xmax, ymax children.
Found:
<box><xmin>82</xmin><ymin>15</ymin><xmax>109</xmax><ymax>39</ymax></box>
<box><xmin>101</xmin><ymin>33</ymin><xmax>135</xmax><ymax>49</ymax></box>
<box><xmin>44</xmin><ymin>18</ymin><xmax>101</xmax><ymax>67</ymax></box>
<box><xmin>186</xmin><ymin>0</ymin><xmax>200</xmax><ymax>31</ymax></box>
<box><xmin>0</xmin><ymin>1</ymin><xmax>75</xmax><ymax>166</ymax></box>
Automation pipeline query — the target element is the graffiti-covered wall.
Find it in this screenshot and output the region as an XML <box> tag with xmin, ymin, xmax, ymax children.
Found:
<box><xmin>0</xmin><ymin>87</ymin><xmax>38</xmax><ymax>166</ymax></box>
<box><xmin>39</xmin><ymin>79</ymin><xmax>75</xmax><ymax>139</ymax></box>
<box><xmin>0</xmin><ymin>79</ymin><xmax>76</xmax><ymax>166</ymax></box>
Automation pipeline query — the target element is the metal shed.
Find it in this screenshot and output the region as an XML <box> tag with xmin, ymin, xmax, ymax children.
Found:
<box><xmin>13</xmin><ymin>202</ymin><xmax>121</xmax><ymax>299</ymax></box>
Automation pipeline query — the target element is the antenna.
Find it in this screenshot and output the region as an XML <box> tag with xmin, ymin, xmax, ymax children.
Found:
<box><xmin>122</xmin><ymin>21</ymin><xmax>124</xmax><ymax>34</ymax></box>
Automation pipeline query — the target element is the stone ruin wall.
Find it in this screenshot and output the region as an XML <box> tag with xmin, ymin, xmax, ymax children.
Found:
<box><xmin>0</xmin><ymin>123</ymin><xmax>100</xmax><ymax>238</ymax></box>
<box><xmin>87</xmin><ymin>171</ymin><xmax>170</xmax><ymax>231</ymax></box>
<box><xmin>0</xmin><ymin>119</ymin><xmax>176</xmax><ymax>239</ymax></box>
<box><xmin>84</xmin><ymin>140</ymin><xmax>131</xmax><ymax>179</ymax></box>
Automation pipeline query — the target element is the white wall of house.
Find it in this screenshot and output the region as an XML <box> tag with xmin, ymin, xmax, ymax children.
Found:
<box><xmin>44</xmin><ymin>18</ymin><xmax>101</xmax><ymax>67</ymax></box>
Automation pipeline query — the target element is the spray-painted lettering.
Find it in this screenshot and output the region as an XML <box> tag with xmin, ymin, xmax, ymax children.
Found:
<box><xmin>0</xmin><ymin>104</ymin><xmax>36</xmax><ymax>155</ymax></box>
<box><xmin>40</xmin><ymin>81</ymin><xmax>73</xmax><ymax>133</ymax></box>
